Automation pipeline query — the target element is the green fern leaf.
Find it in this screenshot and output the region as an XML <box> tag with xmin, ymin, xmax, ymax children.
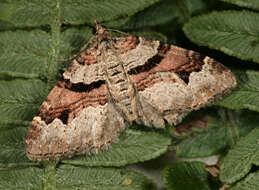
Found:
<box><xmin>220</xmin><ymin>127</ymin><xmax>259</xmax><ymax>184</ymax></box>
<box><xmin>221</xmin><ymin>0</ymin><xmax>259</xmax><ymax>11</ymax></box>
<box><xmin>183</xmin><ymin>11</ymin><xmax>259</xmax><ymax>63</ymax></box>
<box><xmin>219</xmin><ymin>70</ymin><xmax>259</xmax><ymax>112</ymax></box>
<box><xmin>62</xmin><ymin>129</ymin><xmax>170</xmax><ymax>167</ymax></box>
<box><xmin>175</xmin><ymin>109</ymin><xmax>259</xmax><ymax>158</ymax></box>
<box><xmin>0</xmin><ymin>30</ymin><xmax>49</xmax><ymax>77</ymax></box>
<box><xmin>0</xmin><ymin>165</ymin><xmax>156</xmax><ymax>190</ymax></box>
<box><xmin>163</xmin><ymin>162</ymin><xmax>217</xmax><ymax>190</ymax></box>
<box><xmin>0</xmin><ymin>80</ymin><xmax>46</xmax><ymax>128</ymax></box>
<box><xmin>121</xmin><ymin>0</ymin><xmax>217</xmax><ymax>30</ymax></box>
<box><xmin>230</xmin><ymin>171</ymin><xmax>259</xmax><ymax>190</ymax></box>
<box><xmin>0</xmin><ymin>0</ymin><xmax>160</xmax><ymax>28</ymax></box>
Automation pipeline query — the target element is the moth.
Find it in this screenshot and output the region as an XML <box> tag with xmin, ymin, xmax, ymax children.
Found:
<box><xmin>26</xmin><ymin>23</ymin><xmax>236</xmax><ymax>160</ymax></box>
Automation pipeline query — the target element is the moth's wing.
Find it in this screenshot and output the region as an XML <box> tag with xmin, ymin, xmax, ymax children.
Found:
<box><xmin>63</xmin><ymin>61</ymin><xmax>105</xmax><ymax>84</ymax></box>
<box><xmin>63</xmin><ymin>42</ymin><xmax>105</xmax><ymax>85</ymax></box>
<box><xmin>26</xmin><ymin>81</ymin><xmax>126</xmax><ymax>160</ymax></box>
<box><xmin>130</xmin><ymin>45</ymin><xmax>236</xmax><ymax>127</ymax></box>
<box><xmin>118</xmin><ymin>37</ymin><xmax>160</xmax><ymax>71</ymax></box>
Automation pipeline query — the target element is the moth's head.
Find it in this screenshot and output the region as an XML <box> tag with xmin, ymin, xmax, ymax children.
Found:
<box><xmin>94</xmin><ymin>21</ymin><xmax>110</xmax><ymax>42</ymax></box>
<box><xmin>95</xmin><ymin>21</ymin><xmax>105</xmax><ymax>34</ymax></box>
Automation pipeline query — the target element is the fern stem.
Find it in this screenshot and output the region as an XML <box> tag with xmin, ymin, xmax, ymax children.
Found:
<box><xmin>46</xmin><ymin>0</ymin><xmax>61</xmax><ymax>93</ymax></box>
<box><xmin>0</xmin><ymin>120</ymin><xmax>31</xmax><ymax>127</ymax></box>
<box><xmin>0</xmin><ymin>71</ymin><xmax>41</xmax><ymax>80</ymax></box>
<box><xmin>43</xmin><ymin>161</ymin><xmax>57</xmax><ymax>190</ymax></box>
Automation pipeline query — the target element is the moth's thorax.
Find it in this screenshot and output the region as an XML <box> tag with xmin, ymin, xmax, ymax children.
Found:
<box><xmin>99</xmin><ymin>40</ymin><xmax>138</xmax><ymax>122</ymax></box>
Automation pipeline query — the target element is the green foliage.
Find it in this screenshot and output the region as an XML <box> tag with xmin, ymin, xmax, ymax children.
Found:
<box><xmin>60</xmin><ymin>27</ymin><xmax>93</xmax><ymax>59</ymax></box>
<box><xmin>0</xmin><ymin>0</ymin><xmax>259</xmax><ymax>189</ymax></box>
<box><xmin>220</xmin><ymin>0</ymin><xmax>259</xmax><ymax>11</ymax></box>
<box><xmin>119</xmin><ymin>0</ymin><xmax>216</xmax><ymax>30</ymax></box>
<box><xmin>0</xmin><ymin>167</ymin><xmax>44</xmax><ymax>190</ymax></box>
<box><xmin>62</xmin><ymin>129</ymin><xmax>170</xmax><ymax>167</ymax></box>
<box><xmin>57</xmin><ymin>165</ymin><xmax>156</xmax><ymax>190</ymax></box>
<box><xmin>0</xmin><ymin>80</ymin><xmax>46</xmax><ymax>127</ymax></box>
<box><xmin>175</xmin><ymin>109</ymin><xmax>259</xmax><ymax>158</ymax></box>
<box><xmin>0</xmin><ymin>30</ymin><xmax>49</xmax><ymax>77</ymax></box>
<box><xmin>0</xmin><ymin>0</ymin><xmax>160</xmax><ymax>28</ymax></box>
<box><xmin>229</xmin><ymin>171</ymin><xmax>259</xmax><ymax>190</ymax></box>
<box><xmin>119</xmin><ymin>0</ymin><xmax>217</xmax><ymax>44</ymax></box>
<box><xmin>220</xmin><ymin>127</ymin><xmax>259</xmax><ymax>184</ymax></box>
<box><xmin>0</xmin><ymin>127</ymin><xmax>31</xmax><ymax>167</ymax></box>
<box><xmin>0</xmin><ymin>165</ymin><xmax>156</xmax><ymax>190</ymax></box>
<box><xmin>219</xmin><ymin>70</ymin><xmax>259</xmax><ymax>112</ymax></box>
<box><xmin>163</xmin><ymin>162</ymin><xmax>218</xmax><ymax>190</ymax></box>
<box><xmin>183</xmin><ymin>11</ymin><xmax>259</xmax><ymax>63</ymax></box>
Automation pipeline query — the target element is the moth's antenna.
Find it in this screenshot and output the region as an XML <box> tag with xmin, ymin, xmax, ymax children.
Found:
<box><xmin>61</xmin><ymin>22</ymin><xmax>129</xmax><ymax>62</ymax></box>
<box><xmin>106</xmin><ymin>28</ymin><xmax>129</xmax><ymax>36</ymax></box>
<box><xmin>61</xmin><ymin>35</ymin><xmax>96</xmax><ymax>62</ymax></box>
<box><xmin>95</xmin><ymin>20</ymin><xmax>129</xmax><ymax>36</ymax></box>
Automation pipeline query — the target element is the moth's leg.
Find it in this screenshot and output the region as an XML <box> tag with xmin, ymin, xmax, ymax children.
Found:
<box><xmin>60</xmin><ymin>35</ymin><xmax>96</xmax><ymax>62</ymax></box>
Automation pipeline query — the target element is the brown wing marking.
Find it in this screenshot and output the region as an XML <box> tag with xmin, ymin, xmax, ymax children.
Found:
<box><xmin>37</xmin><ymin>80</ymin><xmax>107</xmax><ymax>125</ymax></box>
<box><xmin>129</xmin><ymin>44</ymin><xmax>206</xmax><ymax>90</ymax></box>
<box><xmin>26</xmin><ymin>79</ymin><xmax>110</xmax><ymax>160</ymax></box>
<box><xmin>133</xmin><ymin>46</ymin><xmax>236</xmax><ymax>126</ymax></box>
<box><xmin>26</xmin><ymin>103</ymin><xmax>126</xmax><ymax>160</ymax></box>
